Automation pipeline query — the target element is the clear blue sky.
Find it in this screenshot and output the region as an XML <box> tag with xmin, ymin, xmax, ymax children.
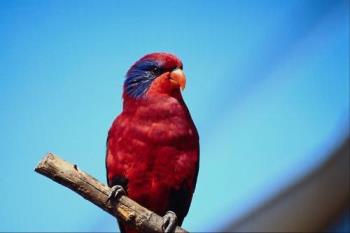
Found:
<box><xmin>0</xmin><ymin>0</ymin><xmax>349</xmax><ymax>232</ymax></box>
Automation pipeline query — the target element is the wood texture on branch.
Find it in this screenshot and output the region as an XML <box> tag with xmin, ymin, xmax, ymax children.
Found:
<box><xmin>35</xmin><ymin>153</ymin><xmax>188</xmax><ymax>233</ymax></box>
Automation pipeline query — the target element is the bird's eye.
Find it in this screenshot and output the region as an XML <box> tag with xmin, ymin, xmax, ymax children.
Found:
<box><xmin>152</xmin><ymin>66</ymin><xmax>161</xmax><ymax>74</ymax></box>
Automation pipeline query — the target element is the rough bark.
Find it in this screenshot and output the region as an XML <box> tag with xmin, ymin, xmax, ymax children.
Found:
<box><xmin>35</xmin><ymin>152</ymin><xmax>188</xmax><ymax>233</ymax></box>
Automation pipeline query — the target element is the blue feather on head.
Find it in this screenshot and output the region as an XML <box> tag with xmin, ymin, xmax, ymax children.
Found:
<box><xmin>124</xmin><ymin>59</ymin><xmax>162</xmax><ymax>98</ymax></box>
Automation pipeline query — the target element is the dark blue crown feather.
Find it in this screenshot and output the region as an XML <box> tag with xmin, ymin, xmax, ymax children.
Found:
<box><xmin>124</xmin><ymin>60</ymin><xmax>162</xmax><ymax>98</ymax></box>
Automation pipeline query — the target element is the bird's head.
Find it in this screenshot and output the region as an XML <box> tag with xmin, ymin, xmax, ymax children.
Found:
<box><xmin>124</xmin><ymin>52</ymin><xmax>186</xmax><ymax>99</ymax></box>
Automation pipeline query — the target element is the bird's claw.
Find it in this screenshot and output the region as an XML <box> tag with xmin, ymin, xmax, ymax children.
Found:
<box><xmin>107</xmin><ymin>185</ymin><xmax>126</xmax><ymax>202</ymax></box>
<box><xmin>162</xmin><ymin>211</ymin><xmax>177</xmax><ymax>233</ymax></box>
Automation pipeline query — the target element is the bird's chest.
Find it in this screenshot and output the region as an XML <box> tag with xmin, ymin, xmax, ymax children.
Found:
<box><xmin>107</xmin><ymin>98</ymin><xmax>199</xmax><ymax>214</ymax></box>
<box><xmin>126</xmin><ymin>98</ymin><xmax>196</xmax><ymax>145</ymax></box>
<box><xmin>118</xmin><ymin>100</ymin><xmax>197</xmax><ymax>183</ymax></box>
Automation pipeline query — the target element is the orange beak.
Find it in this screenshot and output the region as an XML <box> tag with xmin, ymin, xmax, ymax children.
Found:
<box><xmin>170</xmin><ymin>69</ymin><xmax>186</xmax><ymax>90</ymax></box>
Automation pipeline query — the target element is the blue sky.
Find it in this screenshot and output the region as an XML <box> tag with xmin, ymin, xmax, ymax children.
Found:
<box><xmin>0</xmin><ymin>0</ymin><xmax>349</xmax><ymax>232</ymax></box>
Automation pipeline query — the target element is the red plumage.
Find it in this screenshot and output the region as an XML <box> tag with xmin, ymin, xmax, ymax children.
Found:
<box><xmin>106</xmin><ymin>53</ymin><xmax>199</xmax><ymax>233</ymax></box>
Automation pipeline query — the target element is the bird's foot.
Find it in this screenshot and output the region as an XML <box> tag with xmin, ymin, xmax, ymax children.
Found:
<box><xmin>107</xmin><ymin>185</ymin><xmax>126</xmax><ymax>202</ymax></box>
<box><xmin>162</xmin><ymin>211</ymin><xmax>177</xmax><ymax>233</ymax></box>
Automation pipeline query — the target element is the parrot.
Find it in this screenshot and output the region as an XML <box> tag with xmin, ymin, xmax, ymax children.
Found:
<box><xmin>105</xmin><ymin>52</ymin><xmax>199</xmax><ymax>233</ymax></box>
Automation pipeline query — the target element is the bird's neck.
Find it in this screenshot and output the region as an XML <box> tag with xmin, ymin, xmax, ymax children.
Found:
<box><xmin>122</xmin><ymin>91</ymin><xmax>186</xmax><ymax>113</ymax></box>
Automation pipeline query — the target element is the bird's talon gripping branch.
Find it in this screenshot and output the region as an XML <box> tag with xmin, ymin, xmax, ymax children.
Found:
<box><xmin>162</xmin><ymin>211</ymin><xmax>178</xmax><ymax>233</ymax></box>
<box><xmin>108</xmin><ymin>185</ymin><xmax>126</xmax><ymax>202</ymax></box>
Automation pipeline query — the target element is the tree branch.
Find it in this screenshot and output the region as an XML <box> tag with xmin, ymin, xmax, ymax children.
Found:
<box><xmin>35</xmin><ymin>152</ymin><xmax>188</xmax><ymax>233</ymax></box>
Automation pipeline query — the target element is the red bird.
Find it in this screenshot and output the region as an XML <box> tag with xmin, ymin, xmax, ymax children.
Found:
<box><xmin>106</xmin><ymin>52</ymin><xmax>199</xmax><ymax>233</ymax></box>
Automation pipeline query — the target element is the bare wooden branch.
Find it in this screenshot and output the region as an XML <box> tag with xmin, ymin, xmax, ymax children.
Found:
<box><xmin>35</xmin><ymin>152</ymin><xmax>188</xmax><ymax>233</ymax></box>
